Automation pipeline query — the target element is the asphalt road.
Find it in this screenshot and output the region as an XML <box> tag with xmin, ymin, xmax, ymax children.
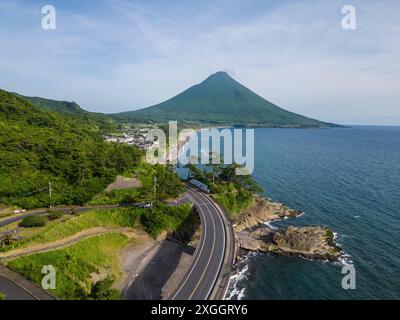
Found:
<box><xmin>170</xmin><ymin>188</ymin><xmax>229</xmax><ymax>300</ymax></box>
<box><xmin>0</xmin><ymin>191</ymin><xmax>233</xmax><ymax>300</ymax></box>
<box><xmin>0</xmin><ymin>273</ymin><xmax>37</xmax><ymax>300</ymax></box>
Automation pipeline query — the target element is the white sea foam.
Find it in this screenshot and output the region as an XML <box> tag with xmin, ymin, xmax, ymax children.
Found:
<box><xmin>330</xmin><ymin>232</ymin><xmax>353</xmax><ymax>266</ymax></box>
<box><xmin>337</xmin><ymin>253</ymin><xmax>353</xmax><ymax>266</ymax></box>
<box><xmin>225</xmin><ymin>254</ymin><xmax>254</xmax><ymax>300</ymax></box>
<box><xmin>237</xmin><ymin>288</ymin><xmax>246</xmax><ymax>300</ymax></box>
<box><xmin>264</xmin><ymin>221</ymin><xmax>278</xmax><ymax>230</ymax></box>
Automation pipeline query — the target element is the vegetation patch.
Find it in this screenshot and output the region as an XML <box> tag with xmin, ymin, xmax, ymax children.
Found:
<box><xmin>185</xmin><ymin>162</ymin><xmax>261</xmax><ymax>216</ymax></box>
<box><xmin>0</xmin><ymin>89</ymin><xmax>142</xmax><ymax>209</ymax></box>
<box><xmin>212</xmin><ymin>190</ymin><xmax>254</xmax><ymax>217</ymax></box>
<box><xmin>7</xmin><ymin>233</ymin><xmax>129</xmax><ymax>300</ymax></box>
<box><xmin>140</xmin><ymin>203</ymin><xmax>195</xmax><ymax>238</ymax></box>
<box><xmin>88</xmin><ymin>164</ymin><xmax>185</xmax><ymax>206</ymax></box>
<box><xmin>47</xmin><ymin>210</ymin><xmax>64</xmax><ymax>220</ymax></box>
<box><xmin>2</xmin><ymin>204</ymin><xmax>194</xmax><ymax>251</ymax></box>
<box><xmin>19</xmin><ymin>216</ymin><xmax>47</xmax><ymax>228</ymax></box>
<box><xmin>1</xmin><ymin>208</ymin><xmax>141</xmax><ymax>251</ymax></box>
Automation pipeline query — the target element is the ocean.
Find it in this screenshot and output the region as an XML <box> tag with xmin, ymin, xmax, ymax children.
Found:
<box><xmin>227</xmin><ymin>126</ymin><xmax>400</xmax><ymax>300</ymax></box>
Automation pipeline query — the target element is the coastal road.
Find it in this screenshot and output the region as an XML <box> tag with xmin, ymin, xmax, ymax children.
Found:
<box><xmin>1</xmin><ymin>192</ymin><xmax>235</xmax><ymax>300</ymax></box>
<box><xmin>170</xmin><ymin>188</ymin><xmax>235</xmax><ymax>300</ymax></box>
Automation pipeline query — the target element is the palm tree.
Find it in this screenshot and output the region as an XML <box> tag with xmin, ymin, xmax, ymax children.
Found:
<box><xmin>208</xmin><ymin>152</ymin><xmax>224</xmax><ymax>184</ymax></box>
<box><xmin>220</xmin><ymin>162</ymin><xmax>241</xmax><ymax>184</ymax></box>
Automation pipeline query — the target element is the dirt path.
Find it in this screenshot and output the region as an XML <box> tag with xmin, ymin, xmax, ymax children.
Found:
<box><xmin>0</xmin><ymin>227</ymin><xmax>135</xmax><ymax>260</ymax></box>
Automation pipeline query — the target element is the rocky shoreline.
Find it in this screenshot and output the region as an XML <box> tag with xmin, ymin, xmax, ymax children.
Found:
<box><xmin>233</xmin><ymin>195</ymin><xmax>341</xmax><ymax>262</ymax></box>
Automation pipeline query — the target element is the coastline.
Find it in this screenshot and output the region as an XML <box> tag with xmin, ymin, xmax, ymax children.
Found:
<box><xmin>225</xmin><ymin>193</ymin><xmax>345</xmax><ymax>300</ymax></box>
<box><xmin>169</xmin><ymin>126</ymin><xmax>345</xmax><ymax>300</ymax></box>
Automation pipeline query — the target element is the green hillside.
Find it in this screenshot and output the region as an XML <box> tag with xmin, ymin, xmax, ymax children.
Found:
<box><xmin>114</xmin><ymin>71</ymin><xmax>336</xmax><ymax>127</ymax></box>
<box><xmin>15</xmin><ymin>94</ymin><xmax>116</xmax><ymax>132</ymax></box>
<box><xmin>0</xmin><ymin>89</ymin><xmax>142</xmax><ymax>209</ymax></box>
<box><xmin>14</xmin><ymin>94</ymin><xmax>88</xmax><ymax>115</ymax></box>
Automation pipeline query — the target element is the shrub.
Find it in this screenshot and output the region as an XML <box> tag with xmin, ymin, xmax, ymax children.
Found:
<box><xmin>0</xmin><ymin>291</ymin><xmax>6</xmax><ymax>300</ymax></box>
<box><xmin>69</xmin><ymin>208</ymin><xmax>80</xmax><ymax>216</ymax></box>
<box><xmin>19</xmin><ymin>215</ymin><xmax>47</xmax><ymax>228</ymax></box>
<box><xmin>47</xmin><ymin>210</ymin><xmax>64</xmax><ymax>220</ymax></box>
<box><xmin>140</xmin><ymin>203</ymin><xmax>194</xmax><ymax>238</ymax></box>
<box><xmin>89</xmin><ymin>276</ymin><xmax>121</xmax><ymax>300</ymax></box>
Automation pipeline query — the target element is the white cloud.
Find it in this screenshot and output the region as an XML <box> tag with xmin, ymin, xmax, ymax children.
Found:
<box><xmin>0</xmin><ymin>0</ymin><xmax>399</xmax><ymax>124</ymax></box>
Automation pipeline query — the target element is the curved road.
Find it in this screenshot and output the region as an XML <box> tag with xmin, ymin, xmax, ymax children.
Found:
<box><xmin>170</xmin><ymin>188</ymin><xmax>233</xmax><ymax>300</ymax></box>
<box><xmin>0</xmin><ymin>191</ymin><xmax>234</xmax><ymax>300</ymax></box>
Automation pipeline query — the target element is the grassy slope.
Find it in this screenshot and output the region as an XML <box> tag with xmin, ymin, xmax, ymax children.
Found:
<box><xmin>1</xmin><ymin>204</ymin><xmax>194</xmax><ymax>252</ymax></box>
<box><xmin>4</xmin><ymin>204</ymin><xmax>195</xmax><ymax>300</ymax></box>
<box><xmin>8</xmin><ymin>233</ymin><xmax>130</xmax><ymax>300</ymax></box>
<box><xmin>212</xmin><ymin>192</ymin><xmax>254</xmax><ymax>217</ymax></box>
<box><xmin>210</xmin><ymin>183</ymin><xmax>254</xmax><ymax>217</ymax></box>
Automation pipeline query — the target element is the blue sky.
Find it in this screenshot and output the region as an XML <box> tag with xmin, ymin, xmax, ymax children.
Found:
<box><xmin>0</xmin><ymin>0</ymin><xmax>399</xmax><ymax>125</ymax></box>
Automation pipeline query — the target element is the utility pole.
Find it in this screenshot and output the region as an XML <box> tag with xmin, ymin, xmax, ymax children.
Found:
<box><xmin>153</xmin><ymin>175</ymin><xmax>157</xmax><ymax>204</ymax></box>
<box><xmin>49</xmin><ymin>180</ymin><xmax>53</xmax><ymax>208</ymax></box>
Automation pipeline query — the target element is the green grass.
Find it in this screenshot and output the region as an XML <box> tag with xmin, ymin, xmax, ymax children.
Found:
<box><xmin>0</xmin><ymin>218</ymin><xmax>65</xmax><ymax>240</ymax></box>
<box><xmin>8</xmin><ymin>233</ymin><xmax>130</xmax><ymax>300</ymax></box>
<box><xmin>88</xmin><ymin>188</ymin><xmax>151</xmax><ymax>206</ymax></box>
<box><xmin>1</xmin><ymin>208</ymin><xmax>142</xmax><ymax>251</ymax></box>
<box><xmin>1</xmin><ymin>204</ymin><xmax>195</xmax><ymax>251</ymax></box>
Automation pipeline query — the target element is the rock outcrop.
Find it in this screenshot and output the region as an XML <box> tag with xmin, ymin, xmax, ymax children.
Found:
<box><xmin>233</xmin><ymin>196</ymin><xmax>302</xmax><ymax>232</ymax></box>
<box><xmin>237</xmin><ymin>226</ymin><xmax>341</xmax><ymax>261</ymax></box>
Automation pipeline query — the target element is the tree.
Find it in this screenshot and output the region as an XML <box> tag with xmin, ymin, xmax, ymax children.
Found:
<box><xmin>219</xmin><ymin>163</ymin><xmax>241</xmax><ymax>184</ymax></box>
<box><xmin>208</xmin><ymin>152</ymin><xmax>223</xmax><ymax>184</ymax></box>
<box><xmin>0</xmin><ymin>234</ymin><xmax>14</xmax><ymax>248</ymax></box>
<box><xmin>19</xmin><ymin>215</ymin><xmax>47</xmax><ymax>228</ymax></box>
<box><xmin>47</xmin><ymin>210</ymin><xmax>64</xmax><ymax>220</ymax></box>
<box><xmin>154</xmin><ymin>165</ymin><xmax>185</xmax><ymax>200</ymax></box>
<box><xmin>184</xmin><ymin>163</ymin><xmax>203</xmax><ymax>181</ymax></box>
<box><xmin>89</xmin><ymin>276</ymin><xmax>121</xmax><ymax>300</ymax></box>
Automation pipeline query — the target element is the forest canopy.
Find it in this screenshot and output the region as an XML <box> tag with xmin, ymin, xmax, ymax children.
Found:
<box><xmin>0</xmin><ymin>89</ymin><xmax>143</xmax><ymax>209</ymax></box>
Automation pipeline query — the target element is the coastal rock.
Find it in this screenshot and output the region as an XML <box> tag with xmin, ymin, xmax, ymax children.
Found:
<box><xmin>237</xmin><ymin>228</ymin><xmax>274</xmax><ymax>252</ymax></box>
<box><xmin>233</xmin><ymin>196</ymin><xmax>302</xmax><ymax>232</ymax></box>
<box><xmin>237</xmin><ymin>226</ymin><xmax>341</xmax><ymax>261</ymax></box>
<box><xmin>270</xmin><ymin>226</ymin><xmax>341</xmax><ymax>261</ymax></box>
